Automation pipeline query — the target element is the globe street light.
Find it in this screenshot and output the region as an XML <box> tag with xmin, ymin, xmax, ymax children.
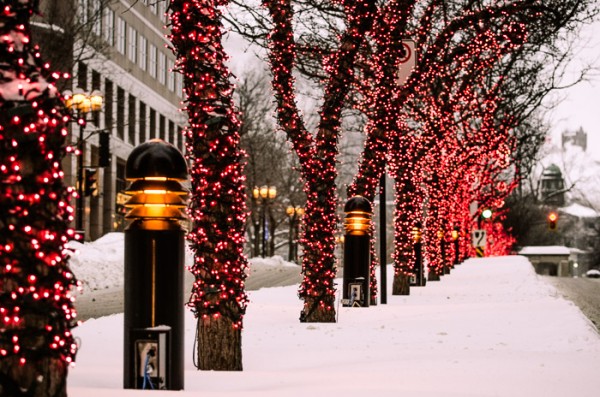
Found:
<box><xmin>253</xmin><ymin>185</ymin><xmax>277</xmax><ymax>257</ymax></box>
<box><xmin>63</xmin><ymin>88</ymin><xmax>104</xmax><ymax>240</ymax></box>
<box><xmin>286</xmin><ymin>205</ymin><xmax>304</xmax><ymax>263</ymax></box>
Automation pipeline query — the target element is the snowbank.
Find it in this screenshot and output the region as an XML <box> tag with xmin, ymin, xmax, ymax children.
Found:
<box><xmin>67</xmin><ymin>255</ymin><xmax>600</xmax><ymax>396</ymax></box>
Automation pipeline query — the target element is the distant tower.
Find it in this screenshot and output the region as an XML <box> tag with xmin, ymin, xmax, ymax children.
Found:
<box><xmin>561</xmin><ymin>127</ymin><xmax>587</xmax><ymax>151</ymax></box>
<box><xmin>540</xmin><ymin>164</ymin><xmax>565</xmax><ymax>206</ymax></box>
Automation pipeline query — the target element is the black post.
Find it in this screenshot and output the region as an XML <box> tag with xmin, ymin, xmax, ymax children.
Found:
<box><xmin>288</xmin><ymin>215</ymin><xmax>294</xmax><ymax>262</ymax></box>
<box><xmin>75</xmin><ymin>123</ymin><xmax>84</xmax><ymax>238</ymax></box>
<box><xmin>441</xmin><ymin>231</ymin><xmax>449</xmax><ymax>275</ymax></box>
<box><xmin>124</xmin><ymin>226</ymin><xmax>185</xmax><ymax>390</ymax></box>
<box><xmin>342</xmin><ymin>196</ymin><xmax>373</xmax><ymax>307</ymax></box>
<box><xmin>261</xmin><ymin>201</ymin><xmax>267</xmax><ymax>258</ymax></box>
<box><xmin>254</xmin><ymin>217</ymin><xmax>261</xmax><ymax>257</ymax></box>
<box><xmin>123</xmin><ymin>140</ymin><xmax>188</xmax><ymax>390</ymax></box>
<box><xmin>294</xmin><ymin>220</ymin><xmax>300</xmax><ymax>263</ymax></box>
<box><xmin>453</xmin><ymin>226</ymin><xmax>460</xmax><ymax>266</ymax></box>
<box><xmin>412</xmin><ymin>224</ymin><xmax>425</xmax><ymax>287</ymax></box>
<box><xmin>414</xmin><ymin>239</ymin><xmax>423</xmax><ymax>286</ymax></box>
<box><xmin>379</xmin><ymin>173</ymin><xmax>387</xmax><ymax>304</ymax></box>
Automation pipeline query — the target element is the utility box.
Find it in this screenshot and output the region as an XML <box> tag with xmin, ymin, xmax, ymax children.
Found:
<box><xmin>130</xmin><ymin>327</ymin><xmax>171</xmax><ymax>390</ymax></box>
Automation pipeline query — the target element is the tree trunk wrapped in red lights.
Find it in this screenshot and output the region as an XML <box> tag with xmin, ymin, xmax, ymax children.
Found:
<box><xmin>169</xmin><ymin>0</ymin><xmax>248</xmax><ymax>370</ymax></box>
<box><xmin>0</xmin><ymin>1</ymin><xmax>79</xmax><ymax>395</ymax></box>
<box><xmin>263</xmin><ymin>0</ymin><xmax>377</xmax><ymax>322</ymax></box>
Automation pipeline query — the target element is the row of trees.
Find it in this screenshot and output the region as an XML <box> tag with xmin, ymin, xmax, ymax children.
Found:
<box><xmin>224</xmin><ymin>0</ymin><xmax>597</xmax><ymax>324</ymax></box>
<box><xmin>1</xmin><ymin>0</ymin><xmax>598</xmax><ymax>393</ymax></box>
<box><xmin>175</xmin><ymin>0</ymin><xmax>599</xmax><ymax>373</ymax></box>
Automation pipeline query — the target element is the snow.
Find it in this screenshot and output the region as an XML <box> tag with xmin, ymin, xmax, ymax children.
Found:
<box><xmin>518</xmin><ymin>246</ymin><xmax>571</xmax><ymax>255</ymax></box>
<box><xmin>66</xmin><ymin>236</ymin><xmax>600</xmax><ymax>396</ymax></box>
<box><xmin>561</xmin><ymin>203</ymin><xmax>599</xmax><ymax>219</ymax></box>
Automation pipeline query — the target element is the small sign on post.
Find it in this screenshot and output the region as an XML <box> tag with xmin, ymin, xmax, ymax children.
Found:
<box><xmin>397</xmin><ymin>39</ymin><xmax>416</xmax><ymax>86</ymax></box>
<box><xmin>472</xmin><ymin>229</ymin><xmax>487</xmax><ymax>248</ymax></box>
<box><xmin>472</xmin><ymin>230</ymin><xmax>487</xmax><ymax>258</ymax></box>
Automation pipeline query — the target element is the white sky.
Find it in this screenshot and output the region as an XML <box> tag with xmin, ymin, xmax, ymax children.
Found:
<box><xmin>547</xmin><ymin>17</ymin><xmax>600</xmax><ymax>152</ymax></box>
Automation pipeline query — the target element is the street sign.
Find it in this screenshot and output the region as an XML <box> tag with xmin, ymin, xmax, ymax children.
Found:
<box><xmin>397</xmin><ymin>39</ymin><xmax>416</xmax><ymax>86</ymax></box>
<box><xmin>475</xmin><ymin>246</ymin><xmax>485</xmax><ymax>258</ymax></box>
<box><xmin>472</xmin><ymin>229</ymin><xmax>487</xmax><ymax>248</ymax></box>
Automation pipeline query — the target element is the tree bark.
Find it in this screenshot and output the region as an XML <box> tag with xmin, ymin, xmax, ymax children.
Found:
<box><xmin>301</xmin><ymin>296</ymin><xmax>336</xmax><ymax>323</ymax></box>
<box><xmin>0</xmin><ymin>357</ymin><xmax>68</xmax><ymax>397</ymax></box>
<box><xmin>197</xmin><ymin>317</ymin><xmax>243</xmax><ymax>371</ymax></box>
<box><xmin>392</xmin><ymin>272</ymin><xmax>411</xmax><ymax>295</ymax></box>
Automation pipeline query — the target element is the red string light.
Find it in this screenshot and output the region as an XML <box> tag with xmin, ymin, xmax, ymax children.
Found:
<box><xmin>169</xmin><ymin>0</ymin><xmax>249</xmax><ymax>329</ymax></box>
<box><xmin>0</xmin><ymin>0</ymin><xmax>79</xmax><ymax>375</ymax></box>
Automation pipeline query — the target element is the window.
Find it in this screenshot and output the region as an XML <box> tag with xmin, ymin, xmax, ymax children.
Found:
<box><xmin>138</xmin><ymin>35</ymin><xmax>147</xmax><ymax>71</ymax></box>
<box><xmin>128</xmin><ymin>94</ymin><xmax>136</xmax><ymax>145</ymax></box>
<box><xmin>139</xmin><ymin>102</ymin><xmax>147</xmax><ymax>144</ymax></box>
<box><xmin>150</xmin><ymin>1</ymin><xmax>158</xmax><ymax>15</ymax></box>
<box><xmin>116</xmin><ymin>17</ymin><xmax>126</xmax><ymax>55</ymax></box>
<box><xmin>91</xmin><ymin>0</ymin><xmax>101</xmax><ymax>36</ymax></box>
<box><xmin>149</xmin><ymin>108</ymin><xmax>157</xmax><ymax>139</ymax></box>
<box><xmin>168</xmin><ymin>120</ymin><xmax>175</xmax><ymax>145</ymax></box>
<box><xmin>177</xmin><ymin>126</ymin><xmax>184</xmax><ymax>153</ymax></box>
<box><xmin>104</xmin><ymin>79</ymin><xmax>114</xmax><ymax>130</ymax></box>
<box><xmin>90</xmin><ymin>70</ymin><xmax>101</xmax><ymax>126</ymax></box>
<box><xmin>77</xmin><ymin>62</ymin><xmax>88</xmax><ymax>91</ymax></box>
<box><xmin>127</xmin><ymin>26</ymin><xmax>137</xmax><ymax>63</ymax></box>
<box><xmin>78</xmin><ymin>0</ymin><xmax>89</xmax><ymax>24</ymax></box>
<box><xmin>149</xmin><ymin>44</ymin><xmax>157</xmax><ymax>78</ymax></box>
<box><xmin>159</xmin><ymin>114</ymin><xmax>166</xmax><ymax>140</ymax></box>
<box><xmin>91</xmin><ymin>70</ymin><xmax>101</xmax><ymax>91</ymax></box>
<box><xmin>103</xmin><ymin>8</ymin><xmax>115</xmax><ymax>45</ymax></box>
<box><xmin>116</xmin><ymin>86</ymin><xmax>125</xmax><ymax>140</ymax></box>
<box><xmin>167</xmin><ymin>59</ymin><xmax>175</xmax><ymax>91</ymax></box>
<box><xmin>158</xmin><ymin>52</ymin><xmax>166</xmax><ymax>85</ymax></box>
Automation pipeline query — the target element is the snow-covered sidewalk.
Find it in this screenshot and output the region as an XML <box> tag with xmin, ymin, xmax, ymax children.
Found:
<box><xmin>68</xmin><ymin>255</ymin><xmax>600</xmax><ymax>396</ymax></box>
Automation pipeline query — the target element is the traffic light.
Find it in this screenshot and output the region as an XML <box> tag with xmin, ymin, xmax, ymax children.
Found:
<box><xmin>481</xmin><ymin>208</ymin><xmax>493</xmax><ymax>220</ymax></box>
<box><xmin>99</xmin><ymin>131</ymin><xmax>111</xmax><ymax>167</ymax></box>
<box><xmin>84</xmin><ymin>168</ymin><xmax>98</xmax><ymax>197</ymax></box>
<box><xmin>548</xmin><ymin>211</ymin><xmax>558</xmax><ymax>230</ymax></box>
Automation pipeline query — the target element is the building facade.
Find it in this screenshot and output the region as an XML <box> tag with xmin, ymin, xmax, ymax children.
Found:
<box><xmin>36</xmin><ymin>0</ymin><xmax>186</xmax><ymax>240</ymax></box>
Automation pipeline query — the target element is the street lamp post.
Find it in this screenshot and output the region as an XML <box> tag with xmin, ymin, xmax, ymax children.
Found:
<box><xmin>452</xmin><ymin>226</ymin><xmax>460</xmax><ymax>266</ymax></box>
<box><xmin>411</xmin><ymin>223</ymin><xmax>425</xmax><ymax>287</ymax></box>
<box><xmin>253</xmin><ymin>185</ymin><xmax>277</xmax><ymax>258</ymax></box>
<box><xmin>286</xmin><ymin>205</ymin><xmax>304</xmax><ymax>263</ymax></box>
<box><xmin>64</xmin><ymin>88</ymin><xmax>103</xmax><ymax>240</ymax></box>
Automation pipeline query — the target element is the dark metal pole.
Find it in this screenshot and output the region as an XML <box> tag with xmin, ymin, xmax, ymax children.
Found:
<box><xmin>76</xmin><ymin>123</ymin><xmax>84</xmax><ymax>237</ymax></box>
<box><xmin>294</xmin><ymin>220</ymin><xmax>300</xmax><ymax>263</ymax></box>
<box><xmin>288</xmin><ymin>215</ymin><xmax>294</xmax><ymax>262</ymax></box>
<box><xmin>261</xmin><ymin>201</ymin><xmax>267</xmax><ymax>258</ymax></box>
<box><xmin>379</xmin><ymin>173</ymin><xmax>387</xmax><ymax>304</ymax></box>
<box><xmin>414</xmin><ymin>239</ymin><xmax>423</xmax><ymax>286</ymax></box>
<box><xmin>454</xmin><ymin>238</ymin><xmax>459</xmax><ymax>265</ymax></box>
<box><xmin>453</xmin><ymin>226</ymin><xmax>460</xmax><ymax>266</ymax></box>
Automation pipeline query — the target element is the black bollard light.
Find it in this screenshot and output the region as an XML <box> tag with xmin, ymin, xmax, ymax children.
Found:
<box><xmin>410</xmin><ymin>223</ymin><xmax>426</xmax><ymax>287</ymax></box>
<box><xmin>342</xmin><ymin>196</ymin><xmax>373</xmax><ymax>307</ymax></box>
<box><xmin>123</xmin><ymin>139</ymin><xmax>188</xmax><ymax>391</ymax></box>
